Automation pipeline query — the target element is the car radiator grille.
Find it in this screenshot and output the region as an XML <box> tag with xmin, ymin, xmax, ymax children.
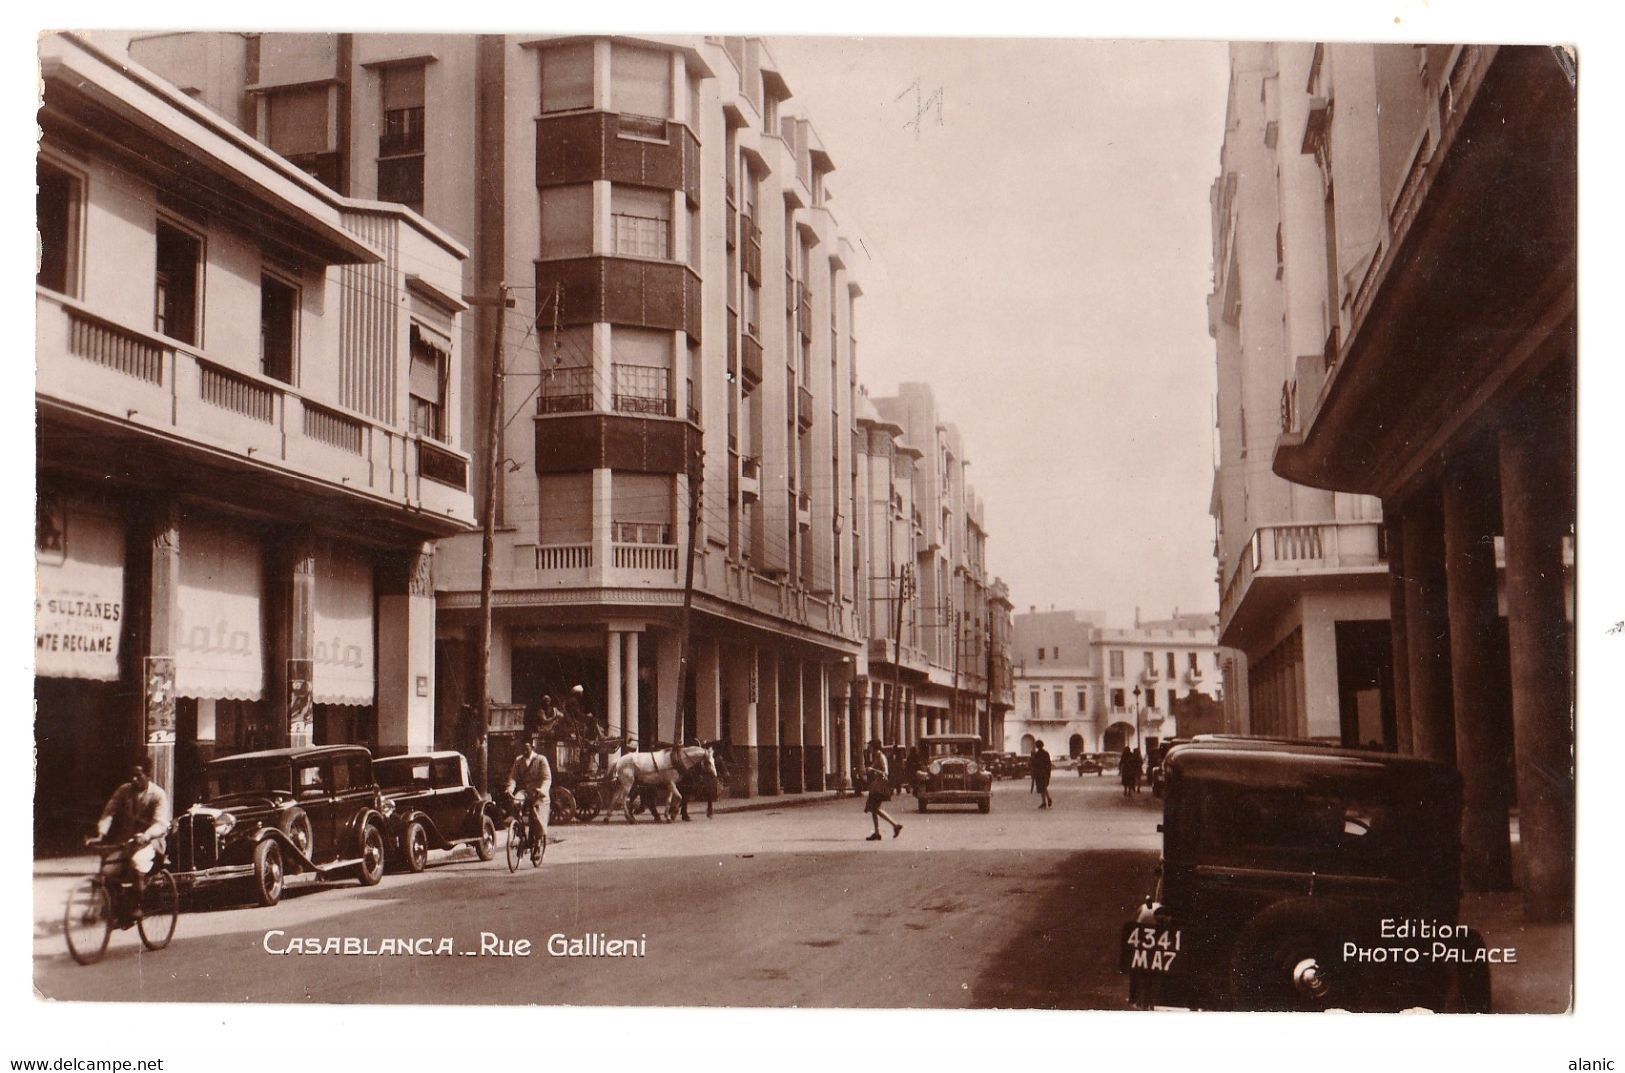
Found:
<box><xmin>173</xmin><ymin>814</ymin><xmax>218</xmax><ymax>872</ymax></box>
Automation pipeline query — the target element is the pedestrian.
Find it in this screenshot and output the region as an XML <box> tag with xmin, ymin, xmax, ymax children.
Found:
<box><xmin>862</xmin><ymin>739</ymin><xmax>903</xmax><ymax>841</ymax></box>
<box><xmin>1130</xmin><ymin>748</ymin><xmax>1144</xmax><ymax>795</ymax></box>
<box><xmin>1031</xmin><ymin>739</ymin><xmax>1053</xmax><ymax>809</ymax></box>
<box><xmin>1120</xmin><ymin>745</ymin><xmax>1135</xmax><ymax>798</ymax></box>
<box><xmin>904</xmin><ymin>745</ymin><xmax>922</xmax><ymax>797</ymax></box>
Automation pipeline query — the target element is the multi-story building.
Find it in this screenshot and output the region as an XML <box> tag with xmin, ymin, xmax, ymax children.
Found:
<box><xmin>1220</xmin><ymin>42</ymin><xmax>1575</xmax><ymax>921</ymax></box>
<box><xmin>1007</xmin><ymin>609</ymin><xmax>1228</xmax><ymax>757</ymax></box>
<box><xmin>35</xmin><ymin>34</ymin><xmax>475</xmax><ymax>848</ymax></box>
<box><xmin>852</xmin><ymin>385</ymin><xmax>1012</xmax><ymax>756</ymax></box>
<box><xmin>128</xmin><ymin>32</ymin><xmax>1011</xmax><ymax>798</ymax></box>
<box><xmin>1208</xmin><ymin>43</ymin><xmax>1394</xmax><ymax>747</ymax></box>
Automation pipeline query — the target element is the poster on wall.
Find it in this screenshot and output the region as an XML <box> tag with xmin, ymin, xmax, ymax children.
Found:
<box><xmin>34</xmin><ymin>502</ymin><xmax>124</xmax><ymax>682</ymax></box>
<box><xmin>143</xmin><ymin>655</ymin><xmax>176</xmax><ymax>743</ymax></box>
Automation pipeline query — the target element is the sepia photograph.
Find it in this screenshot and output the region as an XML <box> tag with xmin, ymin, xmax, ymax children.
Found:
<box><xmin>16</xmin><ymin>3</ymin><xmax>1616</xmax><ymax>1066</ymax></box>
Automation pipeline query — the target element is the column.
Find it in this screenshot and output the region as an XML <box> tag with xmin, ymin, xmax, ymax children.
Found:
<box><xmin>1400</xmin><ymin>485</ymin><xmax>1455</xmax><ymax>763</ymax></box>
<box><xmin>815</xmin><ymin>664</ymin><xmax>830</xmax><ymax>791</ymax></box>
<box><xmin>725</xmin><ymin>644</ymin><xmax>758</xmax><ymax>797</ymax></box>
<box><xmin>1384</xmin><ymin>510</ymin><xmax>1414</xmax><ymax>753</ymax></box>
<box><xmin>1443</xmin><ymin>449</ymin><xmax>1513</xmax><ymax>891</ymax></box>
<box><xmin>1500</xmin><ymin>423</ymin><xmax>1575</xmax><ymax>921</ymax></box>
<box><xmin>606</xmin><ymin>630</ymin><xmax>623</xmax><ymax>744</ymax></box>
<box><xmin>377</xmin><ymin>545</ymin><xmax>436</xmax><ymax>754</ymax></box>
<box><xmin>591</xmin><ymin>466</ymin><xmax>613</xmax><ymax>585</ymax></box>
<box><xmin>142</xmin><ymin>503</ymin><xmax>180</xmax><ymax>800</ymax></box>
<box><xmin>696</xmin><ymin>637</ymin><xmax>722</xmax><ymax>743</ymax></box>
<box><xmin>783</xmin><ymin>658</ymin><xmax>804</xmax><ymax>792</ymax></box>
<box><xmin>758</xmin><ymin>651</ymin><xmax>780</xmax><ymax>795</ymax></box>
<box><xmin>656</xmin><ymin>629</ymin><xmax>681</xmax><ymax>744</ymax></box>
<box><xmin>623</xmin><ymin>630</ymin><xmax>641</xmax><ymax>749</ymax></box>
<box><xmin>283</xmin><ymin>531</ymin><xmax>317</xmax><ymax>749</ymax></box>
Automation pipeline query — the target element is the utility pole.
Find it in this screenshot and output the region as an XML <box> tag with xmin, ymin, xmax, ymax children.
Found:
<box><xmin>949</xmin><ymin>599</ymin><xmax>961</xmax><ymax>735</ymax></box>
<box><xmin>888</xmin><ymin>562</ymin><xmax>912</xmax><ymax>745</ymax></box>
<box><xmin>673</xmin><ymin>444</ymin><xmax>704</xmax><ymax>744</ymax></box>
<box><xmin>468</xmin><ymin>283</ymin><xmax>513</xmax><ymax>792</ymax></box>
<box><xmin>983</xmin><ymin>621</ymin><xmax>995</xmax><ymax>748</ymax></box>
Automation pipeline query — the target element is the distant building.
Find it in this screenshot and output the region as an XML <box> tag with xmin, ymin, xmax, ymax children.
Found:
<box><xmin>1007</xmin><ymin>609</ymin><xmax>1229</xmax><ymax>756</ymax></box>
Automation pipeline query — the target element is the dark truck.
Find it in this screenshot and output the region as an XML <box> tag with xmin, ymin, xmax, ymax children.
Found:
<box><xmin>1122</xmin><ymin>737</ymin><xmax>1492</xmax><ymax>1012</ymax></box>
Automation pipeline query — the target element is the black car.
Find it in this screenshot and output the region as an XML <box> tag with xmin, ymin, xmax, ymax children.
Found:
<box><xmin>1122</xmin><ymin>738</ymin><xmax>1492</xmax><ymax>1012</ymax></box>
<box><xmin>374</xmin><ymin>751</ymin><xmax>500</xmax><ymax>871</ymax></box>
<box><xmin>169</xmin><ymin>745</ymin><xmax>390</xmax><ymax>907</ymax></box>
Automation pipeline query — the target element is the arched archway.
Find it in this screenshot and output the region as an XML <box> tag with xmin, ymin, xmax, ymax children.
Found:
<box><xmin>1103</xmin><ymin>722</ymin><xmax>1135</xmax><ymax>754</ymax></box>
<box><xmin>1068</xmin><ymin>734</ymin><xmax>1084</xmax><ymax>758</ymax></box>
<box><xmin>1019</xmin><ymin>733</ymin><xmax>1035</xmax><ymax>755</ymax></box>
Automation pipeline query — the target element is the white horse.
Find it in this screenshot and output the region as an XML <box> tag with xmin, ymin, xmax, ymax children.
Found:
<box><xmin>604</xmin><ymin>745</ymin><xmax>718</xmax><ymax>823</ymax></box>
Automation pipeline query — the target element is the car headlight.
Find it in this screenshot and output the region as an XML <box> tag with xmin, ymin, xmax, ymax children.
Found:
<box><xmin>214</xmin><ymin>812</ymin><xmax>237</xmax><ymax>837</ymax></box>
<box><xmin>929</xmin><ymin>761</ymin><xmax>942</xmax><ymax>775</ymax></box>
<box><xmin>968</xmin><ymin>763</ymin><xmax>979</xmax><ymax>775</ymax></box>
<box><xmin>380</xmin><ymin>797</ymin><xmax>395</xmax><ymax>817</ymax></box>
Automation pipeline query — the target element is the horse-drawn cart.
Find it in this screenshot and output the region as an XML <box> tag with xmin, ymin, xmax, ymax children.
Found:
<box><xmin>484</xmin><ymin>704</ymin><xmax>620</xmax><ymax>826</ymax></box>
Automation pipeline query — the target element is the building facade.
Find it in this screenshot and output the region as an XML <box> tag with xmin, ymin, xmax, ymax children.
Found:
<box><xmin>35</xmin><ymin>34</ymin><xmax>475</xmax><ymax>849</ymax></box>
<box><xmin>1208</xmin><ymin>42</ymin><xmax>1393</xmax><ymax>747</ymax></box>
<box><xmin>1008</xmin><ymin>609</ymin><xmax>1227</xmax><ymax>757</ymax></box>
<box><xmin>128</xmin><ymin>32</ymin><xmax>1013</xmax><ymax>798</ymax></box>
<box><xmin>1221</xmin><ymin>43</ymin><xmax>1575</xmax><ymax>920</ymax></box>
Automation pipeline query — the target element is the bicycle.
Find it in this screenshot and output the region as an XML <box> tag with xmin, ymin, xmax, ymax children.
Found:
<box><xmin>504</xmin><ymin>793</ymin><xmax>547</xmax><ymax>873</ymax></box>
<box><xmin>64</xmin><ymin>836</ymin><xmax>179</xmax><ymax>966</ymax></box>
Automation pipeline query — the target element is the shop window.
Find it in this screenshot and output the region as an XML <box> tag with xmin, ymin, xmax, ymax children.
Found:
<box><xmin>36</xmin><ymin>158</ymin><xmax>83</xmax><ymax>296</ymax></box>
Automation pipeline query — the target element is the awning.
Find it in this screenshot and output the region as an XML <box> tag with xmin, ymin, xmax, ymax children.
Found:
<box><xmin>313</xmin><ymin>542</ymin><xmax>375</xmax><ymax>705</ymax></box>
<box><xmin>176</xmin><ymin>519</ymin><xmax>265</xmax><ymax>701</ymax></box>
<box><xmin>35</xmin><ymin>502</ymin><xmax>125</xmax><ymax>682</ymax></box>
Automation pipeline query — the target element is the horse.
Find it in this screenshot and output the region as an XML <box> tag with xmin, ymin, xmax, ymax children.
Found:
<box><xmin>604</xmin><ymin>744</ymin><xmax>718</xmax><ymax>823</ymax></box>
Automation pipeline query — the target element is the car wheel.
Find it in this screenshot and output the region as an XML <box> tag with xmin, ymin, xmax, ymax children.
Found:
<box><xmin>978</xmin><ymin>799</ymin><xmax>991</xmax><ymax>814</ymax></box>
<box><xmin>475</xmin><ymin>815</ymin><xmax>497</xmax><ymax>862</ymax></box>
<box><xmin>252</xmin><ymin>840</ymin><xmax>284</xmax><ymax>907</ymax></box>
<box><xmin>404</xmin><ymin>821</ymin><xmax>428</xmax><ymax>874</ymax></box>
<box><xmin>1229</xmin><ymin>898</ymin><xmax>1371</xmax><ymax>1012</ymax></box>
<box><xmin>356</xmin><ymin>824</ymin><xmax>385</xmax><ymax>887</ymax></box>
<box><xmin>279</xmin><ymin>811</ymin><xmax>313</xmax><ymax>861</ymax></box>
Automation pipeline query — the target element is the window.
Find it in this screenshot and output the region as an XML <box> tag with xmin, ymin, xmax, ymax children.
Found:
<box><xmin>1077</xmin><ymin>689</ymin><xmax>1087</xmax><ymax>713</ymax></box>
<box><xmin>409</xmin><ymin>323</ymin><xmax>451</xmax><ymax>440</ymax></box>
<box><xmin>377</xmin><ymin>65</ymin><xmax>425</xmax><ymax>212</ymax></box>
<box><xmin>155</xmin><ymin>220</ymin><xmax>202</xmax><ymax>345</ymax></box>
<box><xmin>1052</xmin><ymin>647</ymin><xmax>1059</xmax><ymax>660</ymax></box>
<box><xmin>612</xmin><ymin>187</ymin><xmax>672</xmax><ymax>259</ymax></box>
<box><xmin>611</xmin><ymin>44</ymin><xmax>672</xmax><ymax>120</ymax></box>
<box><xmin>1144</xmin><ymin>651</ymin><xmax>1156</xmax><ymax>674</ymax></box>
<box><xmin>541</xmin><ymin>41</ymin><xmax>594</xmax><ymax>113</ymax></box>
<box><xmin>36</xmin><ymin>159</ymin><xmax>82</xmax><ymax>296</ymax></box>
<box><xmin>1146</xmin><ymin>689</ymin><xmax>1157</xmax><ymax>710</ymax></box>
<box><xmin>260</xmin><ymin>275</ymin><xmax>298</xmax><ymax>384</ymax></box>
<box><xmin>265</xmin><ymin>85</ymin><xmax>332</xmax><ymax>157</ymax></box>
<box><xmin>1029</xmin><ymin>689</ymin><xmax>1040</xmax><ymax>717</ymax></box>
<box><xmin>1037</xmin><ymin>648</ymin><xmax>1045</xmax><ymax>663</ymax></box>
<box><xmin>1167</xmin><ymin>651</ymin><xmax>1177</xmax><ymax>678</ymax></box>
<box><xmin>1189</xmin><ymin>652</ymin><xmax>1199</xmax><ymax>670</ymax></box>
<box><xmin>1111</xmin><ymin>688</ymin><xmax>1125</xmax><ymax>711</ymax></box>
<box><xmin>1109</xmin><ymin>650</ymin><xmax>1124</xmax><ymax>678</ymax></box>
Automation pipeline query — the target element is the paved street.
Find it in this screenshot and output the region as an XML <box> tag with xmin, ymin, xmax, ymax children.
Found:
<box><xmin>35</xmin><ymin>775</ymin><xmax>1161</xmax><ymax>1007</ymax></box>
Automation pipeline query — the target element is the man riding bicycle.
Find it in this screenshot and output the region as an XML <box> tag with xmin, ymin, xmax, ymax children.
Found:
<box><xmin>95</xmin><ymin>761</ymin><xmax>171</xmax><ymax>915</ymax></box>
<box><xmin>504</xmin><ymin>735</ymin><xmax>552</xmax><ymax>847</ymax></box>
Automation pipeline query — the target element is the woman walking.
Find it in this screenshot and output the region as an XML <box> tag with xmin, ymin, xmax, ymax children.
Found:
<box><xmin>863</xmin><ymin>739</ymin><xmax>903</xmax><ymax>841</ymax></box>
<box><xmin>1031</xmin><ymin>740</ymin><xmax>1054</xmax><ymax>809</ymax></box>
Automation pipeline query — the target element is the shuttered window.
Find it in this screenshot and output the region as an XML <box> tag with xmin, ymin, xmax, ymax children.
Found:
<box><xmin>541</xmin><ymin>41</ymin><xmax>594</xmax><ymax>113</ymax></box>
<box><xmin>265</xmin><ymin>85</ymin><xmax>331</xmax><ymax>157</ymax></box>
<box><xmin>611</xmin><ymin>43</ymin><xmax>671</xmax><ymax>119</ymax></box>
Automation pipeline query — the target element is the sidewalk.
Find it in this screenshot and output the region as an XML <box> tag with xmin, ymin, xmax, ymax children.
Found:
<box><xmin>709</xmin><ymin>788</ymin><xmax>846</xmax><ymax>816</ymax></box>
<box><xmin>1461</xmin><ymin>890</ymin><xmax>1573</xmax><ymax>1013</ymax></box>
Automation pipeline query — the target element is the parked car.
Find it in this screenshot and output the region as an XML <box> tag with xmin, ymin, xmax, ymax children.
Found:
<box><xmin>995</xmin><ymin>753</ymin><xmax>1028</xmax><ymax>779</ymax></box>
<box><xmin>1076</xmin><ymin>755</ymin><xmax>1103</xmax><ymax>774</ymax></box>
<box><xmin>913</xmin><ymin>734</ymin><xmax>994</xmax><ymax>813</ymax></box>
<box><xmin>1147</xmin><ymin>738</ymin><xmax>1192</xmax><ymax>796</ymax></box>
<box><xmin>373</xmin><ymin>751</ymin><xmax>500</xmax><ymax>871</ymax></box>
<box><xmin>980</xmin><ymin>751</ymin><xmax>1007</xmax><ymax>779</ymax></box>
<box><xmin>1121</xmin><ymin>738</ymin><xmax>1492</xmax><ymax>1012</ymax></box>
<box><xmin>168</xmin><ymin>745</ymin><xmax>390</xmax><ymax>907</ymax></box>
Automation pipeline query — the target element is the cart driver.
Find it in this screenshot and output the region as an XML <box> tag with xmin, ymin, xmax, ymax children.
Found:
<box><xmin>565</xmin><ymin>684</ymin><xmax>603</xmax><ymax>743</ymax></box>
<box><xmin>504</xmin><ymin>736</ymin><xmax>552</xmax><ymax>840</ymax></box>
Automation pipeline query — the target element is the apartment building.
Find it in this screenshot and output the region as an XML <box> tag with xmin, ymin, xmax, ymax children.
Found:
<box><xmin>1223</xmin><ymin>43</ymin><xmax>1575</xmax><ymax>920</ymax></box>
<box><xmin>35</xmin><ymin>34</ymin><xmax>475</xmax><ymax>849</ymax></box>
<box><xmin>1208</xmin><ymin>43</ymin><xmax>1394</xmax><ymax>748</ymax></box>
<box><xmin>130</xmin><ymin>32</ymin><xmax>1012</xmax><ymax>798</ymax></box>
<box><xmin>1006</xmin><ymin>609</ymin><xmax>1102</xmax><ymax>758</ymax></box>
<box><xmin>853</xmin><ymin>385</ymin><xmax>1012</xmax><ymax>756</ymax></box>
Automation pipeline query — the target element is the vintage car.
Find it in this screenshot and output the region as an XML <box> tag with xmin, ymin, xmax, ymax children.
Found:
<box><xmin>169</xmin><ymin>745</ymin><xmax>390</xmax><ymax>907</ymax></box>
<box><xmin>1076</xmin><ymin>755</ymin><xmax>1104</xmax><ymax>774</ymax></box>
<box><xmin>373</xmin><ymin>751</ymin><xmax>500</xmax><ymax>871</ymax></box>
<box><xmin>980</xmin><ymin>751</ymin><xmax>1007</xmax><ymax>779</ymax></box>
<box><xmin>1122</xmin><ymin>738</ymin><xmax>1492</xmax><ymax>1012</ymax></box>
<box><xmin>913</xmin><ymin>734</ymin><xmax>994</xmax><ymax>813</ymax></box>
<box><xmin>995</xmin><ymin>753</ymin><xmax>1029</xmax><ymax>779</ymax></box>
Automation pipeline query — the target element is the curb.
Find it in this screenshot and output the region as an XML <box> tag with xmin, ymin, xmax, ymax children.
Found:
<box><xmin>710</xmin><ymin>791</ymin><xmax>846</xmax><ymax>815</ymax></box>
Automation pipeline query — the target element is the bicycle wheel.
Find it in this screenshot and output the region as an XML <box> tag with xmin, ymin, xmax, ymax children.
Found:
<box><xmin>137</xmin><ymin>871</ymin><xmax>179</xmax><ymax>951</ymax></box>
<box><xmin>64</xmin><ymin>878</ymin><xmax>112</xmax><ymax>966</ymax></box>
<box><xmin>530</xmin><ymin>826</ymin><xmax>546</xmax><ymax>868</ymax></box>
<box><xmin>505</xmin><ymin>821</ymin><xmax>521</xmax><ymax>873</ymax></box>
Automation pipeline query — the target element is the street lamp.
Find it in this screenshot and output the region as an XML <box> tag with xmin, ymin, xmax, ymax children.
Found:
<box><xmin>1132</xmin><ymin>685</ymin><xmax>1143</xmax><ymax>750</ymax></box>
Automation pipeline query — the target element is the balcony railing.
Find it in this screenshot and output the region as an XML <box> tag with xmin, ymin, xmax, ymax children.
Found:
<box><xmin>612</xmin><ymin>363</ymin><xmax>673</xmax><ymax>416</ymax></box>
<box><xmin>797</xmin><ymin>384</ymin><xmax>814</xmax><ymax>430</ymax></box>
<box><xmin>536</xmin><ymin>543</ymin><xmax>592</xmax><ymax>570</ymax></box>
<box><xmin>539</xmin><ymin>366</ymin><xmax>593</xmax><ymax>414</ymax></box>
<box><xmin>614</xmin><ymin>543</ymin><xmax>678</xmax><ymax>571</ymax></box>
<box><xmin>38</xmin><ymin>290</ymin><xmax>474</xmax><ymax>525</ymax></box>
<box><xmin>1221</xmin><ymin>520</ymin><xmax>1389</xmax><ymax>628</ymax></box>
<box><xmin>380</xmin><ymin>107</ymin><xmax>425</xmax><ymax>156</ymax></box>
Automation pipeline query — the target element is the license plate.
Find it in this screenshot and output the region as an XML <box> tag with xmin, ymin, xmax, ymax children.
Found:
<box><xmin>1120</xmin><ymin>922</ymin><xmax>1183</xmax><ymax>973</ymax></box>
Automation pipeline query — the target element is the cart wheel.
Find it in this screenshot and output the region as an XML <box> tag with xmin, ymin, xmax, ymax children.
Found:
<box><xmin>574</xmin><ymin>787</ymin><xmax>601</xmax><ymax>823</ymax></box>
<box><xmin>551</xmin><ymin>788</ymin><xmax>577</xmax><ymax>826</ymax></box>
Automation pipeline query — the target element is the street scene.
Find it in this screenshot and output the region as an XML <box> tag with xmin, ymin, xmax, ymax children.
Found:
<box><xmin>29</xmin><ymin>19</ymin><xmax>1585</xmax><ymax>1048</ymax></box>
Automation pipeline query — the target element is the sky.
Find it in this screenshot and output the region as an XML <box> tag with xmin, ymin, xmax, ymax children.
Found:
<box><xmin>769</xmin><ymin>37</ymin><xmax>1230</xmax><ymax>626</ymax></box>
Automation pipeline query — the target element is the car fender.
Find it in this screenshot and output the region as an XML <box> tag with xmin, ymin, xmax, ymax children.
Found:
<box><xmin>341</xmin><ymin>807</ymin><xmax>388</xmax><ymax>856</ymax></box>
<box><xmin>254</xmin><ymin>827</ymin><xmax>319</xmax><ymax>873</ymax></box>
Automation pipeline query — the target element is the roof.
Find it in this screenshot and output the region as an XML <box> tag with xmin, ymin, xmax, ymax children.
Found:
<box><xmin>1167</xmin><ymin>737</ymin><xmax>1457</xmax><ymax>784</ymax></box>
<box><xmin>374</xmin><ymin>751</ymin><xmax>466</xmax><ymax>765</ymax></box>
<box><xmin>206</xmin><ymin>745</ymin><xmax>372</xmax><ymax>765</ymax></box>
<box><xmin>918</xmin><ymin>734</ymin><xmax>984</xmax><ymax>743</ymax></box>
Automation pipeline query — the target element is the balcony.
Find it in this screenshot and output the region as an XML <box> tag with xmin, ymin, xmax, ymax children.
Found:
<box><xmin>739</xmin><ymin>454</ymin><xmax>761</xmax><ymax>500</ymax></box>
<box><xmin>535</xmin><ymin>111</ymin><xmax>701</xmax><ymax>204</ymax></box>
<box><xmin>534</xmin><ymin>257</ymin><xmax>702</xmax><ymax>341</ymax></box>
<box><xmin>612</xmin><ymin>363</ymin><xmax>674</xmax><ymax>417</ymax></box>
<box><xmin>744</xmin><ymin>221</ymin><xmax>763</xmax><ymax>283</ymax></box>
<box><xmin>379</xmin><ymin>106</ymin><xmax>425</xmax><ymax>157</ymax></box>
<box><xmin>796</xmin><ymin>489</ymin><xmax>811</xmax><ymax>529</ymax></box>
<box><xmin>796</xmin><ymin>384</ymin><xmax>814</xmax><ymax>430</ymax></box>
<box><xmin>1219</xmin><ymin>520</ymin><xmax>1389</xmax><ymax>648</ymax></box>
<box><xmin>538</xmin><ymin>366</ymin><xmax>592</xmax><ymax>414</ymax></box>
<box><xmin>740</xmin><ymin>333</ymin><xmax>764</xmax><ymax>389</ymax></box>
<box><xmin>797</xmin><ymin>283</ymin><xmax>812</xmax><ymax>340</ymax></box>
<box><xmin>36</xmin><ymin>290</ymin><xmax>475</xmax><ymax>533</ymax></box>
